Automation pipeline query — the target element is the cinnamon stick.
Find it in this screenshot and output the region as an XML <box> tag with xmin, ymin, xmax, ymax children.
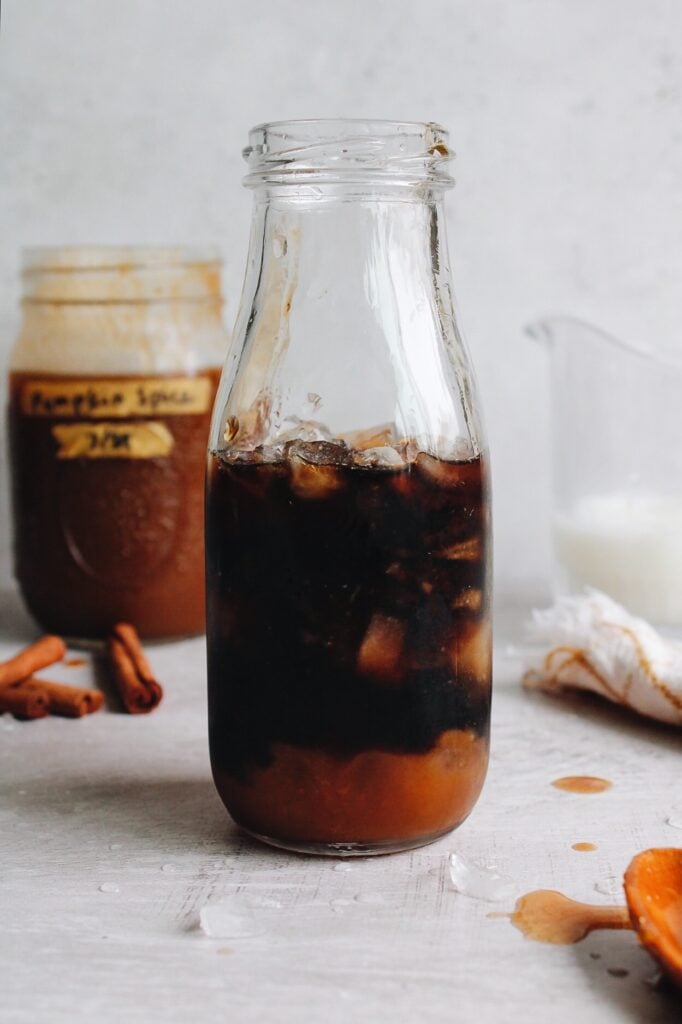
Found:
<box><xmin>29</xmin><ymin>677</ymin><xmax>105</xmax><ymax>718</ymax></box>
<box><xmin>0</xmin><ymin>679</ymin><xmax>50</xmax><ymax>719</ymax></box>
<box><xmin>106</xmin><ymin>623</ymin><xmax>163</xmax><ymax>714</ymax></box>
<box><xmin>0</xmin><ymin>635</ymin><xmax>67</xmax><ymax>689</ymax></box>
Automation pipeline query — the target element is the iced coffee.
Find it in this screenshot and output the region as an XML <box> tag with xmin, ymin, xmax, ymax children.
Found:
<box><xmin>207</xmin><ymin>118</ymin><xmax>492</xmax><ymax>854</ymax></box>
<box><xmin>206</xmin><ymin>436</ymin><xmax>491</xmax><ymax>852</ymax></box>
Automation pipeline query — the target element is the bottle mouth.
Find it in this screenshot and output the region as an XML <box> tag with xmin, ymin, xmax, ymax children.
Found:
<box><xmin>242</xmin><ymin>119</ymin><xmax>454</xmax><ymax>189</ymax></box>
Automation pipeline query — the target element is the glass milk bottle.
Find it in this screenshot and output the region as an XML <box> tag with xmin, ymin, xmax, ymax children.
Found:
<box><xmin>8</xmin><ymin>246</ymin><xmax>228</xmax><ymax>639</ymax></box>
<box><xmin>207</xmin><ymin>120</ymin><xmax>492</xmax><ymax>854</ymax></box>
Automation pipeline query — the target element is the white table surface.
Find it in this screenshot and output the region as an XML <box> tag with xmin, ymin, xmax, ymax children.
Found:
<box><xmin>1</xmin><ymin>587</ymin><xmax>680</xmax><ymax>1024</ymax></box>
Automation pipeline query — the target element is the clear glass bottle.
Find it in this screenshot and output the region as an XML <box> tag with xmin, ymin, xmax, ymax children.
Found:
<box><xmin>206</xmin><ymin>120</ymin><xmax>491</xmax><ymax>855</ymax></box>
<box><xmin>8</xmin><ymin>246</ymin><xmax>228</xmax><ymax>639</ymax></box>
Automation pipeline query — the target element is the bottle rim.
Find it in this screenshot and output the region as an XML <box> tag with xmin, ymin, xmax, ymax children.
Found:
<box><xmin>242</xmin><ymin>119</ymin><xmax>454</xmax><ymax>189</ymax></box>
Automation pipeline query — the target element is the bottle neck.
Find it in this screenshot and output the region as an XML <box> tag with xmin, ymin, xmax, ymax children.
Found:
<box><xmin>249</xmin><ymin>176</ymin><xmax>450</xmax><ymax>206</ymax></box>
<box><xmin>238</xmin><ymin>185</ymin><xmax>453</xmax><ymax>347</ymax></box>
<box><xmin>211</xmin><ymin>120</ymin><xmax>485</xmax><ymax>459</ymax></box>
<box><xmin>221</xmin><ymin>186</ymin><xmax>471</xmax><ymax>453</ymax></box>
<box><xmin>246</xmin><ymin>185</ymin><xmax>450</xmax><ymax>258</ymax></box>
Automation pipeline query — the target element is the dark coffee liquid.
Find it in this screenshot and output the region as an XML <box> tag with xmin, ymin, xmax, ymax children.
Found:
<box><xmin>9</xmin><ymin>369</ymin><xmax>221</xmax><ymax>639</ymax></box>
<box><xmin>206</xmin><ymin>441</ymin><xmax>491</xmax><ymax>847</ymax></box>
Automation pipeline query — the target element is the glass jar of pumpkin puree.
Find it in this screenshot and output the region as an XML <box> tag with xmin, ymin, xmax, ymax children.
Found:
<box><xmin>8</xmin><ymin>246</ymin><xmax>228</xmax><ymax>639</ymax></box>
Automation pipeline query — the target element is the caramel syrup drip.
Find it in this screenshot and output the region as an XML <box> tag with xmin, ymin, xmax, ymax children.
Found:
<box><xmin>572</xmin><ymin>842</ymin><xmax>598</xmax><ymax>852</ymax></box>
<box><xmin>552</xmin><ymin>776</ymin><xmax>612</xmax><ymax>794</ymax></box>
<box><xmin>507</xmin><ymin>890</ymin><xmax>631</xmax><ymax>945</ymax></box>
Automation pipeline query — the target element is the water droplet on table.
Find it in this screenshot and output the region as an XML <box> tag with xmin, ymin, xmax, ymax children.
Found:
<box><xmin>448</xmin><ymin>852</ymin><xmax>515</xmax><ymax>902</ymax></box>
<box><xmin>354</xmin><ymin>892</ymin><xmax>387</xmax><ymax>905</ymax></box>
<box><xmin>333</xmin><ymin>863</ymin><xmax>353</xmax><ymax>872</ymax></box>
<box><xmin>99</xmin><ymin>883</ymin><xmax>119</xmax><ymax>893</ymax></box>
<box><xmin>594</xmin><ymin>876</ymin><xmax>621</xmax><ymax>897</ymax></box>
<box><xmin>109</xmin><ymin>843</ymin><xmax>122</xmax><ymax>851</ymax></box>
<box><xmin>161</xmin><ymin>863</ymin><xmax>176</xmax><ymax>873</ymax></box>
<box><xmin>665</xmin><ymin>804</ymin><xmax>682</xmax><ymax>829</ymax></box>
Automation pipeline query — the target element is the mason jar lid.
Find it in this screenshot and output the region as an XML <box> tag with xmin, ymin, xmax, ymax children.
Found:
<box><xmin>21</xmin><ymin>246</ymin><xmax>223</xmax><ymax>303</ymax></box>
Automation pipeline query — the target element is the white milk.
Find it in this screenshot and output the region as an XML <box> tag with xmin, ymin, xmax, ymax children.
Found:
<box><xmin>555</xmin><ymin>493</ymin><xmax>682</xmax><ymax>626</ymax></box>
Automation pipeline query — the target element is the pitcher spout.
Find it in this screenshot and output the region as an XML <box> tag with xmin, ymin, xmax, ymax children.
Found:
<box><xmin>526</xmin><ymin>315</ymin><xmax>679</xmax><ymax>370</ymax></box>
<box><xmin>526</xmin><ymin>315</ymin><xmax>628</xmax><ymax>354</ymax></box>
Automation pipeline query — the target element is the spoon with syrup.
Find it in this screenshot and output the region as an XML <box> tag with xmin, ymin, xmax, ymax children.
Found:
<box><xmin>509</xmin><ymin>848</ymin><xmax>682</xmax><ymax>989</ymax></box>
<box><xmin>624</xmin><ymin>847</ymin><xmax>682</xmax><ymax>988</ymax></box>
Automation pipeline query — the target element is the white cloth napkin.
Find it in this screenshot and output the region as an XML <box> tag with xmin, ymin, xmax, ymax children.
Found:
<box><xmin>523</xmin><ymin>589</ymin><xmax>682</xmax><ymax>726</ymax></box>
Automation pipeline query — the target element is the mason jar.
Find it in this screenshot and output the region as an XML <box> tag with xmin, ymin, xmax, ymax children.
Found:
<box><xmin>206</xmin><ymin>120</ymin><xmax>492</xmax><ymax>855</ymax></box>
<box><xmin>8</xmin><ymin>246</ymin><xmax>228</xmax><ymax>639</ymax></box>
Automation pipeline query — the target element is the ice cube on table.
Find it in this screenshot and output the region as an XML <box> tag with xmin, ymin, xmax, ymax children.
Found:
<box><xmin>593</xmin><ymin>877</ymin><xmax>621</xmax><ymax>897</ymax></box>
<box><xmin>199</xmin><ymin>897</ymin><xmax>262</xmax><ymax>938</ymax></box>
<box><xmin>448</xmin><ymin>852</ymin><xmax>515</xmax><ymax>902</ymax></box>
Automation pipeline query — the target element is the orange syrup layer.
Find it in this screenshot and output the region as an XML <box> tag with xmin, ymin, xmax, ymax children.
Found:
<box><xmin>215</xmin><ymin>728</ymin><xmax>488</xmax><ymax>845</ymax></box>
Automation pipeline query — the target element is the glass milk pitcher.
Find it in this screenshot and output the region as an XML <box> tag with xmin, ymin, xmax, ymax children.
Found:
<box><xmin>206</xmin><ymin>120</ymin><xmax>492</xmax><ymax>855</ymax></box>
<box><xmin>530</xmin><ymin>316</ymin><xmax>682</xmax><ymax>627</ymax></box>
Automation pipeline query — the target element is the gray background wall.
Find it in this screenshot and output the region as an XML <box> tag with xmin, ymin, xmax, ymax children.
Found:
<box><xmin>2</xmin><ymin>0</ymin><xmax>682</xmax><ymax>598</ymax></box>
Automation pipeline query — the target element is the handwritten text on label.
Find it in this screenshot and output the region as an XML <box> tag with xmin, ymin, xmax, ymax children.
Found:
<box><xmin>52</xmin><ymin>422</ymin><xmax>175</xmax><ymax>459</ymax></box>
<box><xmin>22</xmin><ymin>376</ymin><xmax>212</xmax><ymax>419</ymax></box>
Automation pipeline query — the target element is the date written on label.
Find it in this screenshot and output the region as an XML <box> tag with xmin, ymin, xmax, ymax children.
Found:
<box><xmin>22</xmin><ymin>376</ymin><xmax>212</xmax><ymax>419</ymax></box>
<box><xmin>52</xmin><ymin>422</ymin><xmax>175</xmax><ymax>459</ymax></box>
